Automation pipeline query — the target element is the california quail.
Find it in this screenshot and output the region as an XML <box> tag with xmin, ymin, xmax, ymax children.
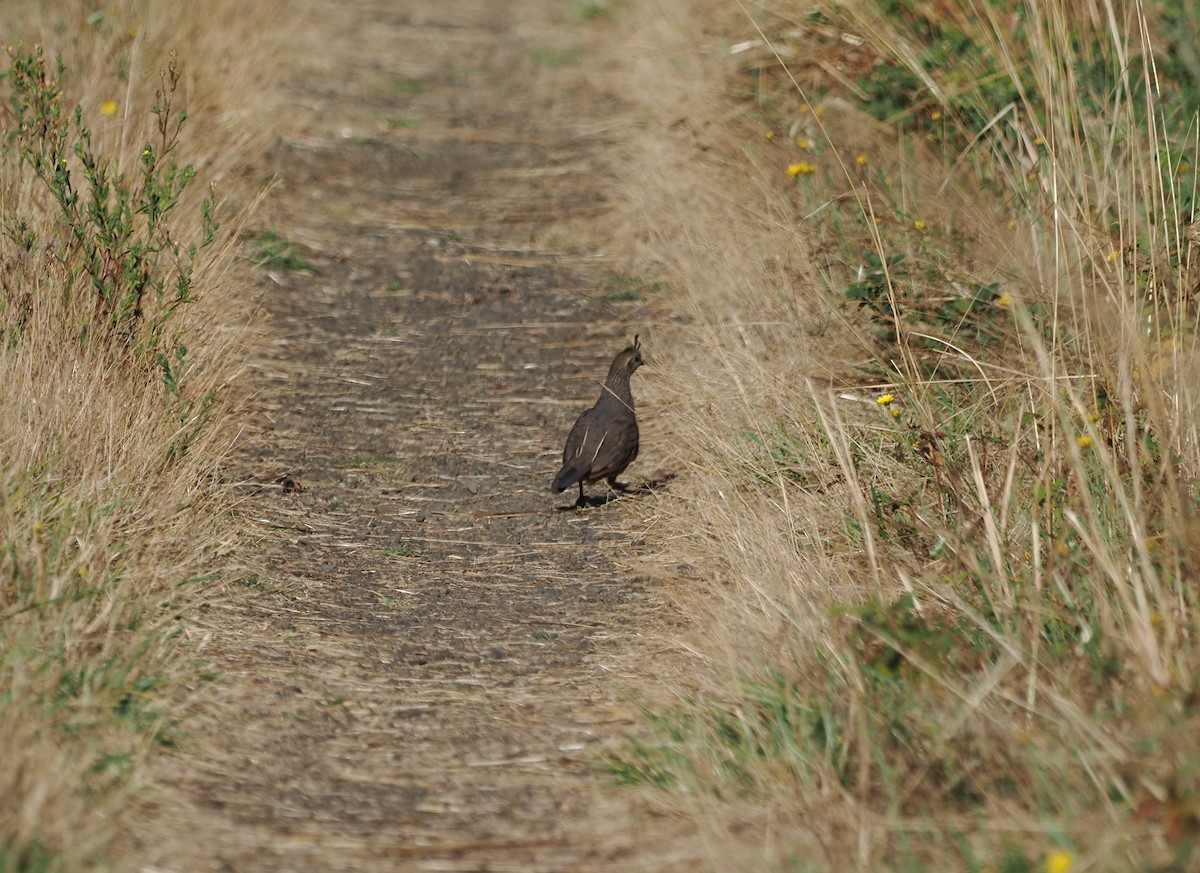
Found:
<box><xmin>551</xmin><ymin>336</ymin><xmax>644</xmax><ymax>506</ymax></box>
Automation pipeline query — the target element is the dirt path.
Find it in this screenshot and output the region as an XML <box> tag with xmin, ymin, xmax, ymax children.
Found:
<box><xmin>128</xmin><ymin>3</ymin><xmax>687</xmax><ymax>871</ymax></box>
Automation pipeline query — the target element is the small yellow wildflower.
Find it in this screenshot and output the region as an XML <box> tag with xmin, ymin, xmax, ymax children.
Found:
<box><xmin>1087</xmin><ymin>412</ymin><xmax>1100</xmax><ymax>423</ymax></box>
<box><xmin>914</xmin><ymin>219</ymin><xmax>927</xmax><ymax>230</ymax></box>
<box><xmin>1043</xmin><ymin>849</ymin><xmax>1073</xmax><ymax>873</ymax></box>
<box><xmin>799</xmin><ymin>103</ymin><xmax>811</xmax><ymax>114</ymax></box>
<box><xmin>1007</xmin><ymin>219</ymin><xmax>1017</xmax><ymax>229</ymax></box>
<box><xmin>787</xmin><ymin>161</ymin><xmax>816</xmax><ymax>177</ymax></box>
<box><xmin>1178</xmin><ymin>162</ymin><xmax>1190</xmax><ymax>176</ymax></box>
<box><xmin>855</xmin><ymin>153</ymin><xmax>868</xmax><ymax>166</ymax></box>
<box><xmin>995</xmin><ymin>293</ymin><xmax>1014</xmax><ymax>306</ymax></box>
<box><xmin>891</xmin><ymin>406</ymin><xmax>902</xmax><ymax>418</ymax></box>
<box><xmin>142</xmin><ymin>147</ymin><xmax>152</xmax><ymax>156</ymax></box>
<box><xmin>796</xmin><ymin>136</ymin><xmax>811</xmax><ymax>149</ymax></box>
<box><xmin>765</xmin><ymin>130</ymin><xmax>775</xmax><ymax>140</ymax></box>
<box><xmin>100</xmin><ymin>99</ymin><xmax>117</xmax><ymax>116</ymax></box>
<box><xmin>930</xmin><ymin>109</ymin><xmax>942</xmax><ymax>120</ymax></box>
<box><xmin>1077</xmin><ymin>434</ymin><xmax>1093</xmax><ymax>448</ymax></box>
<box><xmin>1034</xmin><ymin>136</ymin><xmax>1045</xmax><ymax>146</ymax></box>
<box><xmin>876</xmin><ymin>394</ymin><xmax>894</xmax><ymax>406</ymax></box>
<box><xmin>32</xmin><ymin>521</ymin><xmax>42</xmax><ymax>536</ymax></box>
<box><xmin>814</xmin><ymin>104</ymin><xmax>825</xmax><ymax>116</ymax></box>
<box><xmin>1105</xmin><ymin>250</ymin><xmax>1119</xmax><ymax>262</ymax></box>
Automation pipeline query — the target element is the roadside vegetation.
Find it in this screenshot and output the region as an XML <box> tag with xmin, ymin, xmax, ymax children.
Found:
<box><xmin>603</xmin><ymin>1</ymin><xmax>1200</xmax><ymax>870</ymax></box>
<box><xmin>0</xmin><ymin>3</ymin><xmax>289</xmax><ymax>869</ymax></box>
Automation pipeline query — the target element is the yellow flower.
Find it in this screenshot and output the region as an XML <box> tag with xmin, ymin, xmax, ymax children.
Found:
<box><xmin>100</xmin><ymin>99</ymin><xmax>117</xmax><ymax>116</ymax></box>
<box><xmin>1044</xmin><ymin>849</ymin><xmax>1073</xmax><ymax>873</ymax></box>
<box><xmin>765</xmin><ymin>130</ymin><xmax>775</xmax><ymax>140</ymax></box>
<box><xmin>914</xmin><ymin>219</ymin><xmax>927</xmax><ymax>230</ymax></box>
<box><xmin>876</xmin><ymin>394</ymin><xmax>894</xmax><ymax>406</ymax></box>
<box><xmin>1034</xmin><ymin>136</ymin><xmax>1045</xmax><ymax>145</ymax></box>
<box><xmin>1077</xmin><ymin>434</ymin><xmax>1093</xmax><ymax>448</ymax></box>
<box><xmin>930</xmin><ymin>109</ymin><xmax>942</xmax><ymax>120</ymax></box>
<box><xmin>855</xmin><ymin>153</ymin><xmax>868</xmax><ymax>166</ymax></box>
<box><xmin>1178</xmin><ymin>162</ymin><xmax>1190</xmax><ymax>176</ymax></box>
<box><xmin>796</xmin><ymin>136</ymin><xmax>811</xmax><ymax>149</ymax></box>
<box><xmin>891</xmin><ymin>406</ymin><xmax>901</xmax><ymax>418</ymax></box>
<box><xmin>1105</xmin><ymin>250</ymin><xmax>1119</xmax><ymax>262</ymax></box>
<box><xmin>1087</xmin><ymin>412</ymin><xmax>1100</xmax><ymax>423</ymax></box>
<box><xmin>995</xmin><ymin>293</ymin><xmax>1013</xmax><ymax>306</ymax></box>
<box><xmin>799</xmin><ymin>103</ymin><xmax>811</xmax><ymax>114</ymax></box>
<box><xmin>787</xmin><ymin>161</ymin><xmax>816</xmax><ymax>177</ymax></box>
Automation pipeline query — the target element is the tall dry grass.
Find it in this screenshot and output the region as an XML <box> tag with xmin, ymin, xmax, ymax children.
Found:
<box><xmin>598</xmin><ymin>0</ymin><xmax>1200</xmax><ymax>869</ymax></box>
<box><xmin>0</xmin><ymin>1</ymin><xmax>297</xmax><ymax>869</ymax></box>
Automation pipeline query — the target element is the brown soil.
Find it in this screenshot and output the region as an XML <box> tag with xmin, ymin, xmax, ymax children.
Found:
<box><xmin>127</xmin><ymin>2</ymin><xmax>692</xmax><ymax>871</ymax></box>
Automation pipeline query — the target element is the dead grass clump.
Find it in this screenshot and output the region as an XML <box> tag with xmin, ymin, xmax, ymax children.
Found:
<box><xmin>0</xmin><ymin>1</ymin><xmax>297</xmax><ymax>867</ymax></box>
<box><xmin>596</xmin><ymin>0</ymin><xmax>1200</xmax><ymax>870</ymax></box>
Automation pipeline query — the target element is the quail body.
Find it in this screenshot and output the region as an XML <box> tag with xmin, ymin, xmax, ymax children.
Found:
<box><xmin>551</xmin><ymin>337</ymin><xmax>644</xmax><ymax>506</ymax></box>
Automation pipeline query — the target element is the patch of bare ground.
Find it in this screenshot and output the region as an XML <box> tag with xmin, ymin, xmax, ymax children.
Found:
<box><xmin>124</xmin><ymin>2</ymin><xmax>697</xmax><ymax>871</ymax></box>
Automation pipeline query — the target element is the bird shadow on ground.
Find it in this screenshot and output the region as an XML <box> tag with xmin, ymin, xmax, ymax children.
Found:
<box><xmin>556</xmin><ymin>471</ymin><xmax>679</xmax><ymax>511</ymax></box>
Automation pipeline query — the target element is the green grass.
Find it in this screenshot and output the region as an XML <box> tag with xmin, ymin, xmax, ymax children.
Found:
<box><xmin>0</xmin><ymin>2</ymin><xmax>281</xmax><ymax>866</ymax></box>
<box><xmin>601</xmin><ymin>273</ymin><xmax>661</xmax><ymax>301</ymax></box>
<box><xmin>348</xmin><ymin>452</ymin><xmax>401</xmax><ymax>467</ymax></box>
<box><xmin>245</xmin><ymin>229</ymin><xmax>317</xmax><ymax>273</ymax></box>
<box><xmin>530</xmin><ymin>46</ymin><xmax>582</xmax><ymax>67</ymax></box>
<box><xmin>390</xmin><ymin>76</ymin><xmax>426</xmax><ymax>95</ymax></box>
<box><xmin>604</xmin><ymin>0</ymin><xmax>1200</xmax><ymax>868</ymax></box>
<box><xmin>0</xmin><ymin>838</ymin><xmax>59</xmax><ymax>873</ymax></box>
<box><xmin>377</xmin><ymin>112</ymin><xmax>421</xmax><ymax>129</ymax></box>
<box><xmin>571</xmin><ymin>0</ymin><xmax>622</xmax><ymax>21</ymax></box>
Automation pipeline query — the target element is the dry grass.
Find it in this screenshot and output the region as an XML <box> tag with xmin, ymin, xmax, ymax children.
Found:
<box><xmin>595</xmin><ymin>0</ymin><xmax>1200</xmax><ymax>870</ymax></box>
<box><xmin>0</xmin><ymin>1</ymin><xmax>299</xmax><ymax>869</ymax></box>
